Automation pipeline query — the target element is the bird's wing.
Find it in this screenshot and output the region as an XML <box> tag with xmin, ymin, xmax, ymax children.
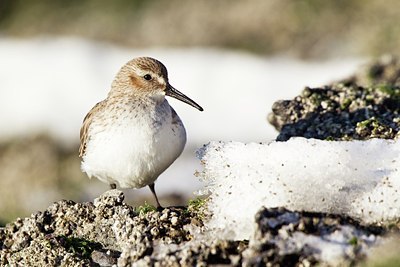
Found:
<box><xmin>79</xmin><ymin>100</ymin><xmax>106</xmax><ymax>157</ymax></box>
<box><xmin>170</xmin><ymin>106</ymin><xmax>183</xmax><ymax>126</ymax></box>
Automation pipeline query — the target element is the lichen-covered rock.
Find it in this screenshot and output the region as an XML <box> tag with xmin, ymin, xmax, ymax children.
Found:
<box><xmin>268</xmin><ymin>56</ymin><xmax>400</xmax><ymax>142</ymax></box>
<box><xmin>242</xmin><ymin>207</ymin><xmax>383</xmax><ymax>267</ymax></box>
<box><xmin>123</xmin><ymin>239</ymin><xmax>246</xmax><ymax>267</ymax></box>
<box><xmin>268</xmin><ymin>84</ymin><xmax>400</xmax><ymax>141</ymax></box>
<box><xmin>0</xmin><ymin>190</ymin><xmax>195</xmax><ymax>266</ymax></box>
<box><xmin>0</xmin><ymin>189</ymin><xmax>246</xmax><ymax>266</ymax></box>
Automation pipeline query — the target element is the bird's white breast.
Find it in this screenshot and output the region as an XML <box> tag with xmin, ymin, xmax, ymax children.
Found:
<box><xmin>81</xmin><ymin>100</ymin><xmax>186</xmax><ymax>188</ymax></box>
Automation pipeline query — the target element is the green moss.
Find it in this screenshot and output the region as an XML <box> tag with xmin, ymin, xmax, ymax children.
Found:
<box><xmin>365</xmin><ymin>94</ymin><xmax>375</xmax><ymax>102</ymax></box>
<box><xmin>309</xmin><ymin>93</ymin><xmax>327</xmax><ymax>106</ymax></box>
<box><xmin>348</xmin><ymin>236</ymin><xmax>358</xmax><ymax>246</ymax></box>
<box><xmin>186</xmin><ymin>197</ymin><xmax>208</xmax><ymax>221</ymax></box>
<box><xmin>188</xmin><ymin>198</ymin><xmax>206</xmax><ymax>210</ymax></box>
<box><xmin>356</xmin><ymin>117</ymin><xmax>394</xmax><ymax>138</ymax></box>
<box><xmin>340</xmin><ymin>98</ymin><xmax>352</xmax><ymax>110</ymax></box>
<box><xmin>57</xmin><ymin>235</ymin><xmax>101</xmax><ymax>259</ymax></box>
<box><xmin>356</xmin><ymin>117</ymin><xmax>386</xmax><ymax>132</ymax></box>
<box><xmin>377</xmin><ymin>84</ymin><xmax>400</xmax><ymax>97</ymax></box>
<box><xmin>135</xmin><ymin>202</ymin><xmax>157</xmax><ymax>215</ymax></box>
<box><xmin>357</xmin><ymin>117</ymin><xmax>377</xmax><ymax>128</ymax></box>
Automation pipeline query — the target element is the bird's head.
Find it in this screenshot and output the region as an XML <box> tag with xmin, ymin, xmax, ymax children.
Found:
<box><xmin>111</xmin><ymin>57</ymin><xmax>203</xmax><ymax>111</ymax></box>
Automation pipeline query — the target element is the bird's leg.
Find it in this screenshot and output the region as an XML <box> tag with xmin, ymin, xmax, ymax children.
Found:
<box><xmin>149</xmin><ymin>183</ymin><xmax>162</xmax><ymax>209</ymax></box>
<box><xmin>110</xmin><ymin>183</ymin><xmax>117</xmax><ymax>189</ymax></box>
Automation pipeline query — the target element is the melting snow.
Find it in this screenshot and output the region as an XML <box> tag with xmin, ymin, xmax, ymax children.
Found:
<box><xmin>197</xmin><ymin>138</ymin><xmax>400</xmax><ymax>240</ymax></box>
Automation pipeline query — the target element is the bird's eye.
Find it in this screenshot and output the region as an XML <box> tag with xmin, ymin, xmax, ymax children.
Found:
<box><xmin>143</xmin><ymin>74</ymin><xmax>152</xmax><ymax>81</ymax></box>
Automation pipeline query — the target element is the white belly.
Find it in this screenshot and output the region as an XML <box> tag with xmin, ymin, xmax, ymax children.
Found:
<box><xmin>81</xmin><ymin>105</ymin><xmax>186</xmax><ymax>188</ymax></box>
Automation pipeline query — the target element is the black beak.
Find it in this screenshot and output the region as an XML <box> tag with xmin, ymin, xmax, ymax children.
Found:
<box><xmin>166</xmin><ymin>84</ymin><xmax>203</xmax><ymax>111</ymax></box>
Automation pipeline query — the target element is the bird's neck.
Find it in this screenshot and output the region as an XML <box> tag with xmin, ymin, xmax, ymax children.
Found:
<box><xmin>107</xmin><ymin>90</ymin><xmax>167</xmax><ymax>111</ymax></box>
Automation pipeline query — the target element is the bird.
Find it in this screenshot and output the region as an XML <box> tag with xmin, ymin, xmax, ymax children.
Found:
<box><xmin>79</xmin><ymin>57</ymin><xmax>203</xmax><ymax>208</ymax></box>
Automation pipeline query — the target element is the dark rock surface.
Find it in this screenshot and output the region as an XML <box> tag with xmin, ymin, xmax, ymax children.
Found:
<box><xmin>268</xmin><ymin>56</ymin><xmax>400</xmax><ymax>142</ymax></box>
<box><xmin>243</xmin><ymin>207</ymin><xmax>384</xmax><ymax>266</ymax></box>
<box><xmin>0</xmin><ymin>190</ymin><xmax>250</xmax><ymax>266</ymax></box>
<box><xmin>0</xmin><ymin>190</ymin><xmax>196</xmax><ymax>266</ymax></box>
<box><xmin>268</xmin><ymin>83</ymin><xmax>400</xmax><ymax>141</ymax></box>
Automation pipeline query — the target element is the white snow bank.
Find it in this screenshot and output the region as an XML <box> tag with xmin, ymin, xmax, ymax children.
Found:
<box><xmin>197</xmin><ymin>138</ymin><xmax>400</xmax><ymax>240</ymax></box>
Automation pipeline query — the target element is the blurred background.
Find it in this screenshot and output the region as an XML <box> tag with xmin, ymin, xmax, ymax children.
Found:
<box><xmin>0</xmin><ymin>0</ymin><xmax>399</xmax><ymax>224</ymax></box>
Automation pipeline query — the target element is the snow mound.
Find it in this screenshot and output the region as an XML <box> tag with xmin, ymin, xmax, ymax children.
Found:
<box><xmin>197</xmin><ymin>138</ymin><xmax>400</xmax><ymax>240</ymax></box>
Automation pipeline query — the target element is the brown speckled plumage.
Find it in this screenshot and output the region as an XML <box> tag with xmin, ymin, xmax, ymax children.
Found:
<box><xmin>79</xmin><ymin>57</ymin><xmax>203</xmax><ymax>207</ymax></box>
<box><xmin>79</xmin><ymin>100</ymin><xmax>106</xmax><ymax>157</ymax></box>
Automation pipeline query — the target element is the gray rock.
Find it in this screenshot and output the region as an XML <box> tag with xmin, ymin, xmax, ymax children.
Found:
<box><xmin>268</xmin><ymin>84</ymin><xmax>400</xmax><ymax>141</ymax></box>
<box><xmin>242</xmin><ymin>207</ymin><xmax>383</xmax><ymax>266</ymax></box>
<box><xmin>91</xmin><ymin>249</ymin><xmax>120</xmax><ymax>266</ymax></box>
<box><xmin>268</xmin><ymin>56</ymin><xmax>400</xmax><ymax>142</ymax></box>
<box><xmin>0</xmin><ymin>190</ymin><xmax>194</xmax><ymax>266</ymax></box>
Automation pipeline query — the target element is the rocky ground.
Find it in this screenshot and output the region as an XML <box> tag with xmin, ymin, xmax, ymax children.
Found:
<box><xmin>268</xmin><ymin>55</ymin><xmax>400</xmax><ymax>142</ymax></box>
<box><xmin>0</xmin><ymin>190</ymin><xmax>243</xmax><ymax>266</ymax></box>
<box><xmin>2</xmin><ymin>56</ymin><xmax>400</xmax><ymax>266</ymax></box>
<box><xmin>1</xmin><ymin>190</ymin><xmax>388</xmax><ymax>267</ymax></box>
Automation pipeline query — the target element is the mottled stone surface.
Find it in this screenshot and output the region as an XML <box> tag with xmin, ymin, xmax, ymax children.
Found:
<box><xmin>268</xmin><ymin>56</ymin><xmax>400</xmax><ymax>142</ymax></box>
<box><xmin>268</xmin><ymin>82</ymin><xmax>400</xmax><ymax>141</ymax></box>
<box><xmin>243</xmin><ymin>207</ymin><xmax>383</xmax><ymax>267</ymax></box>
<box><xmin>0</xmin><ymin>190</ymin><xmax>195</xmax><ymax>266</ymax></box>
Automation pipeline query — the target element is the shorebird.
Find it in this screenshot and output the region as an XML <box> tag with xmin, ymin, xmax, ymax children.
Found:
<box><xmin>79</xmin><ymin>57</ymin><xmax>203</xmax><ymax>207</ymax></box>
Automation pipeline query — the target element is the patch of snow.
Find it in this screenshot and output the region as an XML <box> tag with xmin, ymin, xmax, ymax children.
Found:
<box><xmin>290</xmin><ymin>227</ymin><xmax>374</xmax><ymax>265</ymax></box>
<box><xmin>197</xmin><ymin>138</ymin><xmax>400</xmax><ymax>240</ymax></box>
